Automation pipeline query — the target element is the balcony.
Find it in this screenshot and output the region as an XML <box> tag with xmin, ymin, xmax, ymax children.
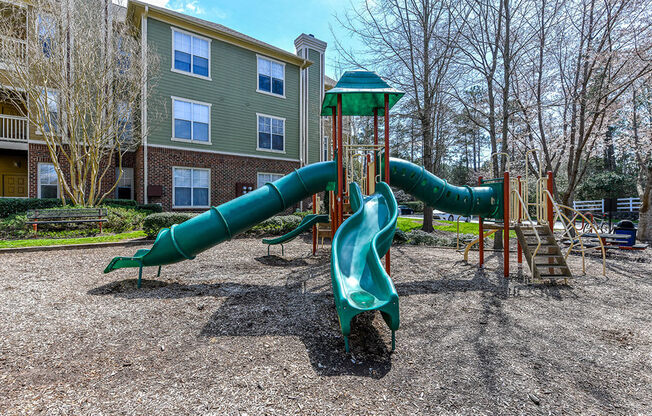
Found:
<box><xmin>0</xmin><ymin>114</ymin><xmax>28</xmax><ymax>142</ymax></box>
<box><xmin>0</xmin><ymin>36</ymin><xmax>27</xmax><ymax>68</ymax></box>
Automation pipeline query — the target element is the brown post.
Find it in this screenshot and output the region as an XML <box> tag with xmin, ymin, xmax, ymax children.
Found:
<box><xmin>384</xmin><ymin>94</ymin><xmax>390</xmax><ymax>274</ymax></box>
<box><xmin>478</xmin><ymin>176</ymin><xmax>484</xmax><ymax>267</ymax></box>
<box><xmin>547</xmin><ymin>171</ymin><xmax>554</xmax><ymax>229</ymax></box>
<box><xmin>517</xmin><ymin>175</ymin><xmax>522</xmax><ymax>266</ymax></box>
<box><xmin>312</xmin><ymin>194</ymin><xmax>317</xmax><ymax>255</ymax></box>
<box><xmin>331</xmin><ymin>107</ymin><xmax>337</xmax><ymax>238</ymax></box>
<box><xmin>337</xmin><ymin>94</ymin><xmax>343</xmax><ymax>230</ymax></box>
<box><xmin>373</xmin><ymin>108</ymin><xmax>379</xmax><ymax>179</ymax></box>
<box><xmin>504</xmin><ymin>171</ymin><xmax>510</xmax><ymax>277</ymax></box>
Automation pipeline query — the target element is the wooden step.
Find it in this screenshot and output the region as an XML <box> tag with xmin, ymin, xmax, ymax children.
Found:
<box><xmin>537</xmin><ymin>273</ymin><xmax>572</xmax><ymax>279</ymax></box>
<box><xmin>515</xmin><ymin>223</ymin><xmax>572</xmax><ymax>283</ymax></box>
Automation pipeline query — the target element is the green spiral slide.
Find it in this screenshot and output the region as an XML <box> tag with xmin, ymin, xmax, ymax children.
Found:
<box><xmin>104</xmin><ymin>157</ymin><xmax>502</xmax><ymax>350</ymax></box>
<box><xmin>331</xmin><ymin>181</ymin><xmax>399</xmax><ymax>352</ymax></box>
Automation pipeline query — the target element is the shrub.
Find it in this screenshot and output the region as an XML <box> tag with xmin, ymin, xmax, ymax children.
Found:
<box><xmin>407</xmin><ymin>230</ymin><xmax>438</xmax><ymax>246</ymax></box>
<box><xmin>403</xmin><ymin>201</ymin><xmax>424</xmax><ymax>212</ymax></box>
<box><xmin>0</xmin><ymin>198</ymin><xmax>63</xmax><ymax>218</ymax></box>
<box><xmin>105</xmin><ymin>207</ymin><xmax>146</xmax><ymax>233</ymax></box>
<box><xmin>393</xmin><ymin>229</ymin><xmax>408</xmax><ymax>244</ymax></box>
<box><xmin>136</xmin><ymin>203</ymin><xmax>163</xmax><ymax>214</ymax></box>
<box><xmin>101</xmin><ymin>199</ymin><xmax>138</xmax><ymax>208</ymax></box>
<box><xmin>143</xmin><ymin>212</ymin><xmax>196</xmax><ymax>239</ymax></box>
<box><xmin>248</xmin><ymin>214</ymin><xmax>302</xmax><ymax>236</ymax></box>
<box><xmin>294</xmin><ymin>210</ymin><xmax>312</xmax><ymax>219</ymax></box>
<box><xmin>0</xmin><ymin>214</ymin><xmax>30</xmax><ymax>238</ymax></box>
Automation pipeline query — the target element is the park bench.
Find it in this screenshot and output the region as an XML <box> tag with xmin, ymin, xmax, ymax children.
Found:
<box><xmin>26</xmin><ymin>208</ymin><xmax>108</xmax><ymax>233</ymax></box>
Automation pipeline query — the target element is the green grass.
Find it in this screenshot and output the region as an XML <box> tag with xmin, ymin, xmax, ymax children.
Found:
<box><xmin>0</xmin><ymin>230</ymin><xmax>146</xmax><ymax>249</ymax></box>
<box><xmin>397</xmin><ymin>217</ymin><xmax>516</xmax><ymax>237</ymax></box>
<box><xmin>397</xmin><ymin>218</ymin><xmax>423</xmax><ymax>232</ymax></box>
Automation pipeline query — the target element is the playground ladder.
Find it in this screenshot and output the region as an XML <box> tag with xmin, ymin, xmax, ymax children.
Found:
<box><xmin>514</xmin><ymin>224</ymin><xmax>572</xmax><ymax>283</ymax></box>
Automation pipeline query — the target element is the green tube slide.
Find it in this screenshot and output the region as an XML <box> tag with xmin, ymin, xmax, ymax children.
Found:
<box><xmin>104</xmin><ymin>161</ymin><xmax>337</xmax><ymax>274</ymax></box>
<box><xmin>330</xmin><ymin>182</ymin><xmax>399</xmax><ymax>353</ymax></box>
<box><xmin>385</xmin><ymin>157</ymin><xmax>502</xmax><ymax>219</ymax></box>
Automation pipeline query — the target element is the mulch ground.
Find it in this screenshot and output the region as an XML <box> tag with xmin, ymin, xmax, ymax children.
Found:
<box><xmin>0</xmin><ymin>236</ymin><xmax>650</xmax><ymax>415</ymax></box>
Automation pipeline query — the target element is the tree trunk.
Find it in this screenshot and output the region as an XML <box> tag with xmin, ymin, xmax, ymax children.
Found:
<box><xmin>421</xmin><ymin>113</ymin><xmax>434</xmax><ymax>233</ymax></box>
<box><xmin>638</xmin><ymin>166</ymin><xmax>652</xmax><ymax>242</ymax></box>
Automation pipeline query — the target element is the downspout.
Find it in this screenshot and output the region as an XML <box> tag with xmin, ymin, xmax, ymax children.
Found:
<box><xmin>141</xmin><ymin>6</ymin><xmax>148</xmax><ymax>204</ymax></box>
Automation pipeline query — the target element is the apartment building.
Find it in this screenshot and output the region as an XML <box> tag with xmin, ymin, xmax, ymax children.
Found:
<box><xmin>0</xmin><ymin>0</ymin><xmax>327</xmax><ymax>211</ymax></box>
<box><xmin>0</xmin><ymin>1</ymin><xmax>134</xmax><ymax>201</ymax></box>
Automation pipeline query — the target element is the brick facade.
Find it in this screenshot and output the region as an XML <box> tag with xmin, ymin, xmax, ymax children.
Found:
<box><xmin>145</xmin><ymin>146</ymin><xmax>302</xmax><ymax>211</ymax></box>
<box><xmin>28</xmin><ymin>143</ymin><xmax>136</xmax><ymax>200</ymax></box>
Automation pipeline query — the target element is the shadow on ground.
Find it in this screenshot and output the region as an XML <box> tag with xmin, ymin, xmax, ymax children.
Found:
<box><xmin>90</xmin><ymin>251</ymin><xmax>578</xmax><ymax>379</ymax></box>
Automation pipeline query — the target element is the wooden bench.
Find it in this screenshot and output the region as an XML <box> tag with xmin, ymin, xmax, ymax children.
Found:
<box><xmin>26</xmin><ymin>208</ymin><xmax>108</xmax><ymax>233</ymax></box>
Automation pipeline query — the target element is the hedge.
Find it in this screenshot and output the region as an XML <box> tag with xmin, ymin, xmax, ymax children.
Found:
<box><xmin>136</xmin><ymin>203</ymin><xmax>163</xmax><ymax>214</ymax></box>
<box><xmin>143</xmin><ymin>212</ymin><xmax>197</xmax><ymax>239</ymax></box>
<box><xmin>101</xmin><ymin>199</ymin><xmax>138</xmax><ymax>207</ymax></box>
<box><xmin>403</xmin><ymin>201</ymin><xmax>424</xmax><ymax>212</ymax></box>
<box><xmin>0</xmin><ymin>198</ymin><xmax>63</xmax><ymax>218</ymax></box>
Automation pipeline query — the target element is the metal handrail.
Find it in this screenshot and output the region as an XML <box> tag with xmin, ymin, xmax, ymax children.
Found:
<box><xmin>542</xmin><ymin>190</ymin><xmax>607</xmax><ymax>276</ymax></box>
<box><xmin>511</xmin><ymin>189</ymin><xmax>542</xmax><ymax>284</ymax></box>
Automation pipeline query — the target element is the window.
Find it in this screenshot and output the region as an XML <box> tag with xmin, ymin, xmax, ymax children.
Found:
<box><xmin>172</xmin><ymin>29</ymin><xmax>210</xmax><ymax>78</ymax></box>
<box><xmin>38</xmin><ymin>14</ymin><xmax>55</xmax><ymax>58</ymax></box>
<box><xmin>257</xmin><ymin>172</ymin><xmax>283</xmax><ymax>189</ymax></box>
<box><xmin>257</xmin><ymin>114</ymin><xmax>284</xmax><ymax>152</ymax></box>
<box><xmin>257</xmin><ymin>56</ymin><xmax>284</xmax><ymax>96</ymax></box>
<box><xmin>117</xmin><ymin>101</ymin><xmax>132</xmax><ymax>143</ymax></box>
<box><xmin>173</xmin><ymin>167</ymin><xmax>209</xmax><ymax>207</ymax></box>
<box><xmin>115</xmin><ymin>167</ymin><xmax>133</xmax><ymax>199</ymax></box>
<box><xmin>172</xmin><ymin>97</ymin><xmax>210</xmax><ymax>143</ymax></box>
<box><xmin>39</xmin><ymin>89</ymin><xmax>59</xmax><ymax>134</ymax></box>
<box><xmin>38</xmin><ymin>163</ymin><xmax>58</xmax><ymax>198</ymax></box>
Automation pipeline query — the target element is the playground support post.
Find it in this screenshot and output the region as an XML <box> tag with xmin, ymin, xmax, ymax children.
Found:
<box><xmin>517</xmin><ymin>175</ymin><xmax>522</xmax><ymax>267</ymax></box>
<box><xmin>312</xmin><ymin>194</ymin><xmax>317</xmax><ymax>255</ymax></box>
<box><xmin>337</xmin><ymin>94</ymin><xmax>343</xmax><ymax>230</ymax></box>
<box><xmin>366</xmin><ymin>154</ymin><xmax>371</xmax><ymax>193</ymax></box>
<box><xmin>547</xmin><ymin>171</ymin><xmax>554</xmax><ymax>229</ymax></box>
<box><xmin>384</xmin><ymin>93</ymin><xmax>390</xmax><ymax>275</ymax></box>
<box><xmin>478</xmin><ymin>176</ymin><xmax>484</xmax><ymax>268</ymax></box>
<box><xmin>504</xmin><ymin>171</ymin><xmax>510</xmax><ymax>278</ymax></box>
<box><xmin>331</xmin><ymin>107</ymin><xmax>337</xmax><ymax>238</ymax></box>
<box><xmin>373</xmin><ymin>108</ymin><xmax>378</xmax><ymax>178</ymax></box>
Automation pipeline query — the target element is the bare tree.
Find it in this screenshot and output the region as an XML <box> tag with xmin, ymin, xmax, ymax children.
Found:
<box><xmin>333</xmin><ymin>0</ymin><xmax>460</xmax><ymax>232</ymax></box>
<box><xmin>0</xmin><ymin>0</ymin><xmax>158</xmax><ymax>206</ymax></box>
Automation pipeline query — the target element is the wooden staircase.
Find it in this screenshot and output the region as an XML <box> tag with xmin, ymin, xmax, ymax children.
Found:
<box><xmin>514</xmin><ymin>224</ymin><xmax>572</xmax><ymax>283</ymax></box>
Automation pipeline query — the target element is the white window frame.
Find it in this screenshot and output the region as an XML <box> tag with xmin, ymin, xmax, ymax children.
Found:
<box><xmin>171</xmin><ymin>96</ymin><xmax>212</xmax><ymax>145</ymax></box>
<box><xmin>37</xmin><ymin>12</ymin><xmax>56</xmax><ymax>59</ymax></box>
<box><xmin>35</xmin><ymin>88</ymin><xmax>61</xmax><ymax>136</ymax></box>
<box><xmin>172</xmin><ymin>167</ymin><xmax>210</xmax><ymax>209</ymax></box>
<box><xmin>256</xmin><ymin>113</ymin><xmax>286</xmax><ymax>154</ymax></box>
<box><xmin>171</xmin><ymin>27</ymin><xmax>211</xmax><ymax>80</ymax></box>
<box><xmin>115</xmin><ymin>167</ymin><xmax>134</xmax><ymax>200</ymax></box>
<box><xmin>256</xmin><ymin>55</ymin><xmax>286</xmax><ymax>99</ymax></box>
<box><xmin>257</xmin><ymin>172</ymin><xmax>284</xmax><ymax>189</ymax></box>
<box><xmin>37</xmin><ymin>162</ymin><xmax>59</xmax><ymax>198</ymax></box>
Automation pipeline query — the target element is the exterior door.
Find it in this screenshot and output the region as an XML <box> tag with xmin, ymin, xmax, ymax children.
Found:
<box><xmin>2</xmin><ymin>174</ymin><xmax>27</xmax><ymax>197</ymax></box>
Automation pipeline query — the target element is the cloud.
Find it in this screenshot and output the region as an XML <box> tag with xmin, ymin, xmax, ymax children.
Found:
<box><xmin>167</xmin><ymin>0</ymin><xmax>206</xmax><ymax>15</ymax></box>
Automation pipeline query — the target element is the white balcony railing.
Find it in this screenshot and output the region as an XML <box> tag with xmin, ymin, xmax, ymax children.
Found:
<box><xmin>0</xmin><ymin>114</ymin><xmax>28</xmax><ymax>141</ymax></box>
<box><xmin>0</xmin><ymin>36</ymin><xmax>27</xmax><ymax>67</ymax></box>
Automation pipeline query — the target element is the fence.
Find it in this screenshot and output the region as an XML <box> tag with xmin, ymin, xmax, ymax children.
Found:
<box><xmin>572</xmin><ymin>197</ymin><xmax>641</xmax><ymax>213</ymax></box>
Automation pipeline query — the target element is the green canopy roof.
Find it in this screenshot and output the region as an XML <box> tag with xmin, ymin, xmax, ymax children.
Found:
<box><xmin>321</xmin><ymin>70</ymin><xmax>405</xmax><ymax>116</ymax></box>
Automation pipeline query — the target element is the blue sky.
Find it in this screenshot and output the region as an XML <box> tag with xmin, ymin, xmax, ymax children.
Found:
<box><xmin>142</xmin><ymin>0</ymin><xmax>359</xmax><ymax>79</ymax></box>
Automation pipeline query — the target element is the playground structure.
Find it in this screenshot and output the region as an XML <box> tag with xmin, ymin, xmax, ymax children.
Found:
<box><xmin>457</xmin><ymin>150</ymin><xmax>609</xmax><ymax>283</ymax></box>
<box><xmin>103</xmin><ymin>71</ymin><xmax>608</xmax><ymax>353</ymax></box>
